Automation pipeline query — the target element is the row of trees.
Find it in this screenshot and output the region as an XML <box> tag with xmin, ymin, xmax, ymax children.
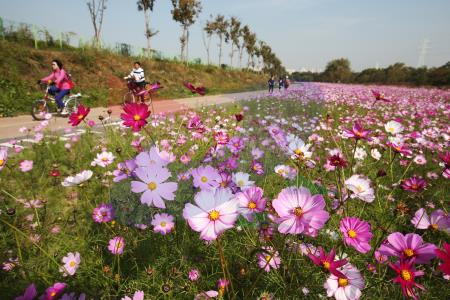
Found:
<box><xmin>291</xmin><ymin>58</ymin><xmax>450</xmax><ymax>87</ymax></box>
<box><xmin>86</xmin><ymin>0</ymin><xmax>284</xmax><ymax>73</ymax></box>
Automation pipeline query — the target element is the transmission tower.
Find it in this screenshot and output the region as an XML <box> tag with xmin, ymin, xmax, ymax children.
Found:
<box><xmin>417</xmin><ymin>38</ymin><xmax>430</xmax><ymax>67</ymax></box>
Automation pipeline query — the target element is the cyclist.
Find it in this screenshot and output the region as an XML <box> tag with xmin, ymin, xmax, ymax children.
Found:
<box><xmin>124</xmin><ymin>61</ymin><xmax>146</xmax><ymax>102</ymax></box>
<box><xmin>38</xmin><ymin>59</ymin><xmax>74</xmax><ymax>115</ymax></box>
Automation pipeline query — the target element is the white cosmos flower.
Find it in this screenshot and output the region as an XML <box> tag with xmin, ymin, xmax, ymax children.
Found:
<box><xmin>91</xmin><ymin>151</ymin><xmax>115</xmax><ymax>168</ymax></box>
<box><xmin>62</xmin><ymin>170</ymin><xmax>93</xmax><ymax>187</ymax></box>
<box><xmin>370</xmin><ymin>149</ymin><xmax>381</xmax><ymax>160</ymax></box>
<box><xmin>344</xmin><ymin>175</ymin><xmax>375</xmax><ymax>203</ymax></box>
<box><xmin>385</xmin><ymin>120</ymin><xmax>404</xmax><ymax>135</ymax></box>
<box><xmin>288</xmin><ymin>137</ymin><xmax>312</xmax><ymax>160</ymax></box>
<box><xmin>324</xmin><ymin>264</ymin><xmax>365</xmax><ymax>300</ymax></box>
<box><xmin>354</xmin><ymin>147</ymin><xmax>367</xmax><ymax>161</ymax></box>
<box><xmin>232</xmin><ymin>172</ymin><xmax>254</xmax><ymax>190</ymax></box>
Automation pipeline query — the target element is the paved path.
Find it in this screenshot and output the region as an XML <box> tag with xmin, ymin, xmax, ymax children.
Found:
<box><xmin>0</xmin><ymin>89</ymin><xmax>268</xmax><ymax>142</ymax></box>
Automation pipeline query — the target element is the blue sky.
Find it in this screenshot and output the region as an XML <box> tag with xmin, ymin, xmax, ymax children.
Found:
<box><xmin>1</xmin><ymin>0</ymin><xmax>449</xmax><ymax>71</ymax></box>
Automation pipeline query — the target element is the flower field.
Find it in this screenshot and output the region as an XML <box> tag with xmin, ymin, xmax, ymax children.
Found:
<box><xmin>0</xmin><ymin>83</ymin><xmax>449</xmax><ymax>299</ymax></box>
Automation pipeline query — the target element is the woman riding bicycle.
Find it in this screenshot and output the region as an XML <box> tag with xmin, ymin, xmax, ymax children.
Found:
<box><xmin>38</xmin><ymin>59</ymin><xmax>74</xmax><ymax>115</ymax></box>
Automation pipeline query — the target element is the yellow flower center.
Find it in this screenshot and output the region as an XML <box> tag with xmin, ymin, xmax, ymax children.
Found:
<box><xmin>294</xmin><ymin>149</ymin><xmax>303</xmax><ymax>155</ymax></box>
<box><xmin>102</xmin><ymin>157</ymin><xmax>108</xmax><ymax>162</ymax></box>
<box><xmin>401</xmin><ymin>270</ymin><xmax>412</xmax><ymax>281</ymax></box>
<box><xmin>388</xmin><ymin>127</ymin><xmax>394</xmax><ymax>133</ymax></box>
<box><xmin>238</xmin><ymin>180</ymin><xmax>245</xmax><ymax>187</ymax></box>
<box><xmin>208</xmin><ymin>210</ymin><xmax>220</xmax><ymax>221</ymax></box>
<box><xmin>265</xmin><ymin>255</ymin><xmax>272</xmax><ymax>262</ymax></box>
<box><xmin>234</xmin><ymin>143</ymin><xmax>240</xmax><ymax>147</ymax></box>
<box><xmin>338</xmin><ymin>278</ymin><xmax>349</xmax><ymax>287</ymax></box>
<box><xmin>50</xmin><ymin>292</ymin><xmax>57</xmax><ymax>297</ymax></box>
<box><xmin>323</xmin><ymin>261</ymin><xmax>330</xmax><ymax>269</ymax></box>
<box><xmin>248</xmin><ymin>202</ymin><xmax>257</xmax><ymax>209</ymax></box>
<box><xmin>277</xmin><ymin>169</ymin><xmax>284</xmax><ymax>174</ymax></box>
<box><xmin>148</xmin><ymin>182</ymin><xmax>157</xmax><ymax>191</ymax></box>
<box><xmin>77</xmin><ymin>114</ymin><xmax>84</xmax><ymax>120</ymax></box>
<box><xmin>160</xmin><ymin>221</ymin><xmax>167</xmax><ymax>227</ymax></box>
<box><xmin>348</xmin><ymin>229</ymin><xmax>357</xmax><ymax>238</ymax></box>
<box><xmin>69</xmin><ymin>261</ymin><xmax>76</xmax><ymax>267</ymax></box>
<box><xmin>293</xmin><ymin>207</ymin><xmax>303</xmax><ymax>217</ymax></box>
<box><xmin>404</xmin><ymin>248</ymin><xmax>414</xmax><ymax>257</ymax></box>
<box><xmin>0</xmin><ymin>159</ymin><xmax>4</xmax><ymax>166</ymax></box>
<box><xmin>133</xmin><ymin>115</ymin><xmax>141</xmax><ymax>121</ymax></box>
<box><xmin>356</xmin><ymin>185</ymin><xmax>364</xmax><ymax>193</ymax></box>
<box><xmin>201</xmin><ymin>176</ymin><xmax>208</xmax><ymax>183</ymax></box>
<box><xmin>431</xmin><ymin>223</ymin><xmax>438</xmax><ymax>230</ymax></box>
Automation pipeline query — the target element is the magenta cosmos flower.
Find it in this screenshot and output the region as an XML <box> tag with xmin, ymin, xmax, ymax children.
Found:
<box><xmin>15</xmin><ymin>283</ymin><xmax>37</xmax><ymax>300</ymax></box>
<box><xmin>227</xmin><ymin>136</ymin><xmax>245</xmax><ymax>154</ymax></box>
<box><xmin>151</xmin><ymin>213</ymin><xmax>175</xmax><ymax>235</ymax></box>
<box><xmin>272</xmin><ymin>187</ymin><xmax>330</xmax><ymax>236</ymax></box>
<box><xmin>183</xmin><ymin>188</ymin><xmax>239</xmax><ymax>241</ymax></box>
<box><xmin>377</xmin><ymin>232</ymin><xmax>436</xmax><ymax>264</ymax></box>
<box><xmin>131</xmin><ymin>166</ymin><xmax>178</xmax><ymax>208</ymax></box>
<box><xmin>308</xmin><ymin>247</ymin><xmax>348</xmax><ymax>277</ymax></box>
<box><xmin>191</xmin><ymin>165</ymin><xmax>221</xmax><ymax>191</ymax></box>
<box><xmin>213</xmin><ymin>130</ymin><xmax>230</xmax><ymax>145</ymax></box>
<box><xmin>68</xmin><ymin>104</ymin><xmax>90</xmax><ymax>126</ymax></box>
<box><xmin>235</xmin><ymin>186</ymin><xmax>266</xmax><ymax>221</ymax></box>
<box><xmin>435</xmin><ymin>242</ymin><xmax>450</xmax><ymax>275</ymax></box>
<box><xmin>339</xmin><ymin>217</ymin><xmax>373</xmax><ymax>254</ymax></box>
<box><xmin>108</xmin><ymin>236</ymin><xmax>125</xmax><ymax>255</ymax></box>
<box><xmin>343</xmin><ymin>122</ymin><xmax>371</xmax><ymax>140</ymax></box>
<box><xmin>120</xmin><ymin>103</ymin><xmax>151</xmax><ymax>132</ymax></box>
<box><xmin>388</xmin><ymin>259</ymin><xmax>424</xmax><ymax>300</ymax></box>
<box><xmin>256</xmin><ymin>246</ymin><xmax>281</xmax><ymax>272</ymax></box>
<box><xmin>41</xmin><ymin>282</ymin><xmax>67</xmax><ymax>300</ymax></box>
<box><xmin>92</xmin><ymin>203</ymin><xmax>115</xmax><ymax>223</ymax></box>
<box><xmin>400</xmin><ymin>176</ymin><xmax>426</xmax><ymax>193</ymax></box>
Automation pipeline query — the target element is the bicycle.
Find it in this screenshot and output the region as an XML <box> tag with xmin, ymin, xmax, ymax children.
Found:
<box><xmin>122</xmin><ymin>79</ymin><xmax>162</xmax><ymax>112</ymax></box>
<box><xmin>31</xmin><ymin>83</ymin><xmax>82</xmax><ymax>121</ymax></box>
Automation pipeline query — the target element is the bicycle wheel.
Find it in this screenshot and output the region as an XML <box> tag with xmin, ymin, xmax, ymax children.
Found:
<box><xmin>65</xmin><ymin>98</ymin><xmax>78</xmax><ymax>117</ymax></box>
<box><xmin>31</xmin><ymin>99</ymin><xmax>49</xmax><ymax>121</ymax></box>
<box><xmin>123</xmin><ymin>91</ymin><xmax>135</xmax><ymax>105</ymax></box>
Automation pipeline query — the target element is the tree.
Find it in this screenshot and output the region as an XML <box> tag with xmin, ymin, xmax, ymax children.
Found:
<box><xmin>322</xmin><ymin>58</ymin><xmax>352</xmax><ymax>83</ymax></box>
<box><xmin>237</xmin><ymin>25</ymin><xmax>249</xmax><ymax>68</ymax></box>
<box><xmin>228</xmin><ymin>16</ymin><xmax>241</xmax><ymax>67</ymax></box>
<box><xmin>171</xmin><ymin>0</ymin><xmax>202</xmax><ymax>62</ymax></box>
<box><xmin>202</xmin><ymin>16</ymin><xmax>214</xmax><ymax>65</ymax></box>
<box><xmin>211</xmin><ymin>14</ymin><xmax>229</xmax><ymax>66</ymax></box>
<box><xmin>86</xmin><ymin>0</ymin><xmax>107</xmax><ymax>47</ymax></box>
<box><xmin>243</xmin><ymin>30</ymin><xmax>257</xmax><ymax>68</ymax></box>
<box><xmin>137</xmin><ymin>0</ymin><xmax>158</xmax><ymax>54</ymax></box>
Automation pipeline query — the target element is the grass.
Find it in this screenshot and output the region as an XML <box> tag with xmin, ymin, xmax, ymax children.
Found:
<box><xmin>0</xmin><ymin>85</ymin><xmax>449</xmax><ymax>299</ymax></box>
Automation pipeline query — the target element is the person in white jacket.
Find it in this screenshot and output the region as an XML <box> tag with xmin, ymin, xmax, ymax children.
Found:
<box><xmin>124</xmin><ymin>61</ymin><xmax>146</xmax><ymax>89</ymax></box>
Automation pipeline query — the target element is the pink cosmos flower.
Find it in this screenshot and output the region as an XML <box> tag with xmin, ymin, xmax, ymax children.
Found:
<box><xmin>411</xmin><ymin>208</ymin><xmax>449</xmax><ymax>232</ymax></box>
<box><xmin>135</xmin><ymin>146</ymin><xmax>170</xmax><ymax>168</ymax></box>
<box><xmin>121</xmin><ymin>291</ymin><xmax>144</xmax><ymax>300</ymax></box>
<box><xmin>120</xmin><ymin>103</ymin><xmax>151</xmax><ymax>132</ymax></box>
<box><xmin>388</xmin><ymin>259</ymin><xmax>424</xmax><ymax>300</ymax></box>
<box><xmin>324</xmin><ymin>264</ymin><xmax>365</xmax><ymax>300</ymax></box>
<box><xmin>60</xmin><ymin>252</ymin><xmax>81</xmax><ymax>276</ymax></box>
<box><xmin>194</xmin><ymin>290</ymin><xmax>218</xmax><ymax>300</ymax></box>
<box><xmin>19</xmin><ymin>160</ymin><xmax>33</xmax><ymax>172</ymax></box>
<box><xmin>188</xmin><ymin>268</ymin><xmax>200</xmax><ymax>281</ymax></box>
<box><xmin>227</xmin><ymin>136</ymin><xmax>245</xmax><ymax>154</ymax></box>
<box><xmin>401</xmin><ymin>176</ymin><xmax>426</xmax><ymax>193</ymax></box>
<box><xmin>68</xmin><ymin>105</ymin><xmax>90</xmax><ymax>126</ymax></box>
<box><xmin>108</xmin><ymin>236</ymin><xmax>125</xmax><ymax>255</ymax></box>
<box><xmin>256</xmin><ymin>246</ymin><xmax>281</xmax><ymax>272</ymax></box>
<box><xmin>92</xmin><ymin>203</ymin><xmax>115</xmax><ymax>223</ymax></box>
<box><xmin>15</xmin><ymin>283</ymin><xmax>37</xmax><ymax>300</ymax></box>
<box><xmin>151</xmin><ymin>213</ymin><xmax>175</xmax><ymax>235</ymax></box>
<box><xmin>272</xmin><ymin>187</ymin><xmax>330</xmax><ymax>236</ymax></box>
<box><xmin>213</xmin><ymin>130</ymin><xmax>230</xmax><ymax>145</ymax></box>
<box><xmin>191</xmin><ymin>165</ymin><xmax>221</xmax><ymax>191</ymax></box>
<box><xmin>113</xmin><ymin>159</ymin><xmax>137</xmax><ymax>182</ymax></box>
<box><xmin>308</xmin><ymin>247</ymin><xmax>348</xmax><ymax>277</ymax></box>
<box><xmin>41</xmin><ymin>282</ymin><xmax>66</xmax><ymax>300</ymax></box>
<box><xmin>131</xmin><ymin>166</ymin><xmax>178</xmax><ymax>208</ymax></box>
<box><xmin>387</xmin><ymin>140</ymin><xmax>412</xmax><ymax>156</ymax></box>
<box><xmin>0</xmin><ymin>147</ymin><xmax>7</xmax><ymax>170</ymax></box>
<box><xmin>343</xmin><ymin>122</ymin><xmax>371</xmax><ymax>140</ymax></box>
<box><xmin>377</xmin><ymin>232</ymin><xmax>436</xmax><ymax>264</ymax></box>
<box><xmin>250</xmin><ymin>160</ymin><xmax>264</xmax><ymax>175</ymax></box>
<box><xmin>339</xmin><ymin>217</ymin><xmax>373</xmax><ymax>254</ymax></box>
<box><xmin>235</xmin><ymin>186</ymin><xmax>266</xmax><ymax>221</ymax></box>
<box><xmin>183</xmin><ymin>188</ymin><xmax>239</xmax><ymax>241</ymax></box>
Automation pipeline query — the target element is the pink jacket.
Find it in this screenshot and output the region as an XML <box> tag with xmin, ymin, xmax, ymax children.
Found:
<box><xmin>41</xmin><ymin>69</ymin><xmax>72</xmax><ymax>90</ymax></box>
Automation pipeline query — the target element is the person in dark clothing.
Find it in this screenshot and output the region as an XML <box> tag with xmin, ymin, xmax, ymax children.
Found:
<box><xmin>268</xmin><ymin>76</ymin><xmax>275</xmax><ymax>93</ymax></box>
<box><xmin>278</xmin><ymin>77</ymin><xmax>284</xmax><ymax>90</ymax></box>
<box><xmin>284</xmin><ymin>76</ymin><xmax>290</xmax><ymax>90</ymax></box>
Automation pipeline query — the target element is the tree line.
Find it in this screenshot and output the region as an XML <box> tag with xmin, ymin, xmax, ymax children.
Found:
<box><xmin>290</xmin><ymin>58</ymin><xmax>450</xmax><ymax>87</ymax></box>
<box><xmin>86</xmin><ymin>0</ymin><xmax>284</xmax><ymax>74</ymax></box>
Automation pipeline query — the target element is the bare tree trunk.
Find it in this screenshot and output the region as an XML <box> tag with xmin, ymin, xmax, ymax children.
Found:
<box><xmin>180</xmin><ymin>26</ymin><xmax>187</xmax><ymax>61</ymax></box>
<box><xmin>186</xmin><ymin>29</ymin><xmax>189</xmax><ymax>63</ymax></box>
<box><xmin>87</xmin><ymin>0</ymin><xmax>106</xmax><ymax>48</ymax></box>
<box><xmin>144</xmin><ymin>8</ymin><xmax>151</xmax><ymax>50</ymax></box>
<box><xmin>201</xmin><ymin>30</ymin><xmax>211</xmax><ymax>65</ymax></box>
<box><xmin>218</xmin><ymin>35</ymin><xmax>223</xmax><ymax>66</ymax></box>
<box><xmin>238</xmin><ymin>47</ymin><xmax>243</xmax><ymax>68</ymax></box>
<box><xmin>230</xmin><ymin>42</ymin><xmax>234</xmax><ymax>67</ymax></box>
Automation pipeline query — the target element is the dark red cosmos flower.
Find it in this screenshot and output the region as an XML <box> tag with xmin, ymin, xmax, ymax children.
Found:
<box><xmin>68</xmin><ymin>105</ymin><xmax>90</xmax><ymax>126</ymax></box>
<box><xmin>183</xmin><ymin>81</ymin><xmax>206</xmax><ymax>96</ymax></box>
<box><xmin>438</xmin><ymin>151</ymin><xmax>450</xmax><ymax>169</ymax></box>
<box><xmin>435</xmin><ymin>243</ymin><xmax>450</xmax><ymax>275</ymax></box>
<box><xmin>400</xmin><ymin>176</ymin><xmax>426</xmax><ymax>193</ymax></box>
<box><xmin>388</xmin><ymin>259</ymin><xmax>424</xmax><ymax>300</ymax></box>
<box><xmin>371</xmin><ymin>90</ymin><xmax>390</xmax><ymax>102</ymax></box>
<box><xmin>120</xmin><ymin>103</ymin><xmax>151</xmax><ymax>132</ymax></box>
<box><xmin>235</xmin><ymin>113</ymin><xmax>244</xmax><ymax>122</ymax></box>
<box><xmin>328</xmin><ymin>153</ymin><xmax>348</xmax><ymax>168</ymax></box>
<box><xmin>49</xmin><ymin>169</ymin><xmax>60</xmax><ymax>177</ymax></box>
<box><xmin>308</xmin><ymin>247</ymin><xmax>348</xmax><ymax>277</ymax></box>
